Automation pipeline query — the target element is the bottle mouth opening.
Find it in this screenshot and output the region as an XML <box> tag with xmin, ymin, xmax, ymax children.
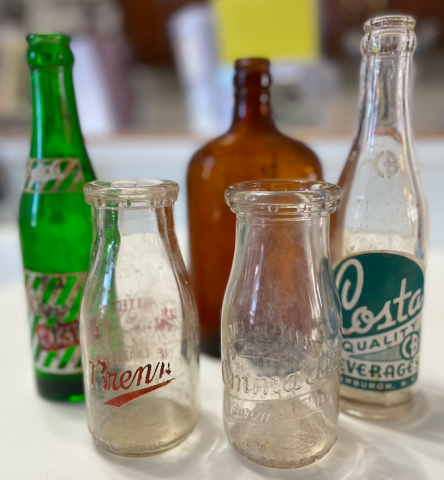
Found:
<box><xmin>364</xmin><ymin>15</ymin><xmax>415</xmax><ymax>33</ymax></box>
<box><xmin>234</xmin><ymin>58</ymin><xmax>271</xmax><ymax>90</ymax></box>
<box><xmin>27</xmin><ymin>34</ymin><xmax>71</xmax><ymax>45</ymax></box>
<box><xmin>84</xmin><ymin>180</ymin><xmax>179</xmax><ymax>209</ymax></box>
<box><xmin>235</xmin><ymin>58</ymin><xmax>270</xmax><ymax>72</ymax></box>
<box><xmin>361</xmin><ymin>15</ymin><xmax>416</xmax><ymax>55</ymax></box>
<box><xmin>225</xmin><ymin>180</ymin><xmax>342</xmax><ymax>216</ymax></box>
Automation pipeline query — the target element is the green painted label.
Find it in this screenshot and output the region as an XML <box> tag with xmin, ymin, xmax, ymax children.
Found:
<box><xmin>25</xmin><ymin>270</ymin><xmax>87</xmax><ymax>375</ymax></box>
<box><xmin>334</xmin><ymin>252</ymin><xmax>424</xmax><ymax>391</ymax></box>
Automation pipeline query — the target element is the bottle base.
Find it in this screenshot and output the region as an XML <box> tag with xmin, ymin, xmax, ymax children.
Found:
<box><xmin>89</xmin><ymin>397</ymin><xmax>198</xmax><ymax>457</ymax></box>
<box><xmin>36</xmin><ymin>372</ymin><xmax>84</xmax><ymax>402</ymax></box>
<box><xmin>92</xmin><ymin>428</ymin><xmax>193</xmax><ymax>457</ymax></box>
<box><xmin>230</xmin><ymin>436</ymin><xmax>336</xmax><ymax>469</ymax></box>
<box><xmin>340</xmin><ymin>396</ymin><xmax>413</xmax><ymax>420</ymax></box>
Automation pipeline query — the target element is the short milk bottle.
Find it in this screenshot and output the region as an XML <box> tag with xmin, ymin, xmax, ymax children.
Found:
<box><xmin>222</xmin><ymin>180</ymin><xmax>342</xmax><ymax>468</ymax></box>
<box><xmin>81</xmin><ymin>180</ymin><xmax>199</xmax><ymax>456</ymax></box>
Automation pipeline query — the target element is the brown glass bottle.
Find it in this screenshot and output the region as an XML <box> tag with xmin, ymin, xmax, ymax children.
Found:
<box><xmin>187</xmin><ymin>58</ymin><xmax>323</xmax><ymax>357</ymax></box>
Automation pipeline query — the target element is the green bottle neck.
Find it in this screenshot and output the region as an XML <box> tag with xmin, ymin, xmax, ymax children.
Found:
<box><xmin>30</xmin><ymin>66</ymin><xmax>86</xmax><ymax>159</ymax></box>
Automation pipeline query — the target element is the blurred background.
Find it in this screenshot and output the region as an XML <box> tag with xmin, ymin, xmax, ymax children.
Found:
<box><xmin>1</xmin><ymin>0</ymin><xmax>444</xmax><ymax>257</ymax></box>
<box><xmin>2</xmin><ymin>0</ymin><xmax>444</xmax><ymax>135</ymax></box>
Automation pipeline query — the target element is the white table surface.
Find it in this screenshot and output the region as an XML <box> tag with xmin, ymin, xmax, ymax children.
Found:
<box><xmin>1</xmin><ymin>225</ymin><xmax>443</xmax><ymax>480</ymax></box>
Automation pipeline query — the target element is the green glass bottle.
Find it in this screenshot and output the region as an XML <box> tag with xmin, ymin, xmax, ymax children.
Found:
<box><xmin>19</xmin><ymin>34</ymin><xmax>96</xmax><ymax>402</ymax></box>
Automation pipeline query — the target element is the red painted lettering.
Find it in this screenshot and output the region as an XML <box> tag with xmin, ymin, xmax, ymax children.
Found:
<box><xmin>120</xmin><ymin>371</ymin><xmax>132</xmax><ymax>390</ymax></box>
<box><xmin>107</xmin><ymin>372</ymin><xmax>119</xmax><ymax>391</ymax></box>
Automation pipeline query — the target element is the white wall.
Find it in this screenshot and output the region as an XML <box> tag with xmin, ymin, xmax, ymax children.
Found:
<box><xmin>0</xmin><ymin>135</ymin><xmax>442</xmax><ymax>257</ymax></box>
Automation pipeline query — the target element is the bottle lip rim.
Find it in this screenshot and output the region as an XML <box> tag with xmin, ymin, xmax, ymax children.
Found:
<box><xmin>235</xmin><ymin>58</ymin><xmax>270</xmax><ymax>71</ymax></box>
<box><xmin>27</xmin><ymin>34</ymin><xmax>71</xmax><ymax>44</ymax></box>
<box><xmin>364</xmin><ymin>15</ymin><xmax>415</xmax><ymax>33</ymax></box>
<box><xmin>84</xmin><ymin>179</ymin><xmax>179</xmax><ymax>209</ymax></box>
<box><xmin>225</xmin><ymin>180</ymin><xmax>342</xmax><ymax>215</ymax></box>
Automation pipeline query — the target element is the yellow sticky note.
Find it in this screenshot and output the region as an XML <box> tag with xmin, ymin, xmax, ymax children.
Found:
<box><xmin>212</xmin><ymin>0</ymin><xmax>320</xmax><ymax>62</ymax></box>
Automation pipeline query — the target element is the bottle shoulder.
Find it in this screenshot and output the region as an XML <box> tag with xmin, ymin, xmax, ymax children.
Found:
<box><xmin>188</xmin><ymin>131</ymin><xmax>240</xmax><ymax>163</ymax></box>
<box><xmin>332</xmin><ymin>144</ymin><xmax>428</xmax><ymax>262</ymax></box>
<box><xmin>273</xmin><ymin>132</ymin><xmax>322</xmax><ymax>164</ymax></box>
<box><xmin>188</xmin><ymin>128</ymin><xmax>322</xmax><ymax>169</ymax></box>
<box><xmin>338</xmin><ymin>140</ymin><xmax>424</xmax><ymax>191</ymax></box>
<box><xmin>25</xmin><ymin>153</ymin><xmax>95</xmax><ymax>193</ymax></box>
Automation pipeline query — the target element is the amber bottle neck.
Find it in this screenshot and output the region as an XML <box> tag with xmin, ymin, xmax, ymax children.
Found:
<box><xmin>232</xmin><ymin>91</ymin><xmax>274</xmax><ymax>128</ymax></box>
<box><xmin>230</xmin><ymin>59</ymin><xmax>275</xmax><ymax>130</ymax></box>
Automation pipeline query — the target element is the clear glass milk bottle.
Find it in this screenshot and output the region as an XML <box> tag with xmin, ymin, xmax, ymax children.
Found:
<box><xmin>331</xmin><ymin>16</ymin><xmax>429</xmax><ymax>420</ymax></box>
<box><xmin>222</xmin><ymin>180</ymin><xmax>343</xmax><ymax>469</ymax></box>
<box><xmin>80</xmin><ymin>180</ymin><xmax>199</xmax><ymax>456</ymax></box>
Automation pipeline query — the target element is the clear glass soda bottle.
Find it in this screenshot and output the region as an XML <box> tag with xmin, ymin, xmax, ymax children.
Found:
<box><xmin>19</xmin><ymin>34</ymin><xmax>96</xmax><ymax>402</ymax></box>
<box><xmin>331</xmin><ymin>16</ymin><xmax>429</xmax><ymax>419</ymax></box>
<box><xmin>222</xmin><ymin>180</ymin><xmax>342</xmax><ymax>468</ymax></box>
<box><xmin>80</xmin><ymin>180</ymin><xmax>199</xmax><ymax>456</ymax></box>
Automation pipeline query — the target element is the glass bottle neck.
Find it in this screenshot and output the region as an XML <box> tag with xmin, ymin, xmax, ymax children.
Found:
<box><xmin>92</xmin><ymin>206</ymin><xmax>179</xmax><ymax>253</ymax></box>
<box><xmin>234</xmin><ymin>215</ymin><xmax>331</xmax><ymax>262</ymax></box>
<box><xmin>231</xmin><ymin>89</ymin><xmax>275</xmax><ymax>130</ymax></box>
<box><xmin>357</xmin><ymin>51</ymin><xmax>412</xmax><ymax>148</ymax></box>
<box><xmin>30</xmin><ymin>66</ymin><xmax>85</xmax><ymax>158</ymax></box>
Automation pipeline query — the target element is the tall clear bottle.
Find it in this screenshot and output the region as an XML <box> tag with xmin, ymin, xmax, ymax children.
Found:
<box><xmin>19</xmin><ymin>34</ymin><xmax>96</xmax><ymax>401</ymax></box>
<box><xmin>331</xmin><ymin>16</ymin><xmax>428</xmax><ymax>419</ymax></box>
